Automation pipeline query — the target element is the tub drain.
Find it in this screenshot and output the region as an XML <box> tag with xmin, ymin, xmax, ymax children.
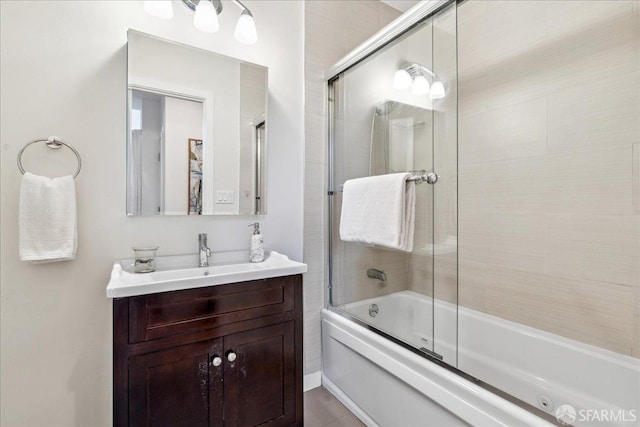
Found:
<box><xmin>538</xmin><ymin>395</ymin><xmax>554</xmax><ymax>412</ymax></box>
<box><xmin>369</xmin><ymin>304</ymin><xmax>379</xmax><ymax>317</ymax></box>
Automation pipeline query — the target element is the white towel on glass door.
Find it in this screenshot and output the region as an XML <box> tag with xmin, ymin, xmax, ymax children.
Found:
<box><xmin>19</xmin><ymin>172</ymin><xmax>78</xmax><ymax>263</ymax></box>
<box><xmin>339</xmin><ymin>173</ymin><xmax>415</xmax><ymax>252</ymax></box>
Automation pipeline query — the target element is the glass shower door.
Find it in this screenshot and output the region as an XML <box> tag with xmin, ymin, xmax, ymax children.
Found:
<box><xmin>430</xmin><ymin>2</ymin><xmax>458</xmax><ymax>365</ymax></box>
<box><xmin>328</xmin><ymin>2</ymin><xmax>458</xmax><ymax>366</ymax></box>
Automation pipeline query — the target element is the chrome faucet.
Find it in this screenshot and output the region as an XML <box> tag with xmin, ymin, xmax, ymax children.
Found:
<box><xmin>367</xmin><ymin>268</ymin><xmax>387</xmax><ymax>282</ymax></box>
<box><xmin>199</xmin><ymin>233</ymin><xmax>211</xmax><ymax>267</ymax></box>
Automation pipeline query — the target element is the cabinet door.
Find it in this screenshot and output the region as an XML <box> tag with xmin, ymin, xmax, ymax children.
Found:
<box><xmin>129</xmin><ymin>338</ymin><xmax>224</xmax><ymax>427</ymax></box>
<box><xmin>223</xmin><ymin>321</ymin><xmax>296</xmax><ymax>427</ymax></box>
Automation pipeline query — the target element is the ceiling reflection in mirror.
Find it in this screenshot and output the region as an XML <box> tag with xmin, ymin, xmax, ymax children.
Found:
<box><xmin>127</xmin><ymin>30</ymin><xmax>268</xmax><ymax>216</ymax></box>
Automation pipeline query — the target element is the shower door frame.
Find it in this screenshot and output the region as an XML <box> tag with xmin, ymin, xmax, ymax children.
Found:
<box><xmin>323</xmin><ymin>2</ymin><xmax>594</xmax><ymax>423</ymax></box>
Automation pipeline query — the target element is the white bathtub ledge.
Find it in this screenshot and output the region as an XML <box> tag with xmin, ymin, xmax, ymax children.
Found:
<box><xmin>322</xmin><ymin>309</ymin><xmax>553</xmax><ymax>427</ymax></box>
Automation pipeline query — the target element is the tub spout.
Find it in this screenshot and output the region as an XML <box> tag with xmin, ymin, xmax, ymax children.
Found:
<box><xmin>367</xmin><ymin>268</ymin><xmax>387</xmax><ymax>282</ymax></box>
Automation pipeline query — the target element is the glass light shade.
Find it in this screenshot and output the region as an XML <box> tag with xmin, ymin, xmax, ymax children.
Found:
<box><xmin>143</xmin><ymin>1</ymin><xmax>174</xmax><ymax>19</ymax></box>
<box><xmin>234</xmin><ymin>11</ymin><xmax>257</xmax><ymax>45</ymax></box>
<box><xmin>429</xmin><ymin>80</ymin><xmax>445</xmax><ymax>99</ymax></box>
<box><xmin>393</xmin><ymin>69</ymin><xmax>412</xmax><ymax>91</ymax></box>
<box><xmin>194</xmin><ymin>0</ymin><xmax>220</xmax><ymax>33</ymax></box>
<box><xmin>411</xmin><ymin>75</ymin><xmax>430</xmax><ymax>96</ymax></box>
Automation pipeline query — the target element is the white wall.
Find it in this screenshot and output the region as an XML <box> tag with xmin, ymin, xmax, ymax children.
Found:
<box><xmin>0</xmin><ymin>1</ymin><xmax>304</xmax><ymax>425</ymax></box>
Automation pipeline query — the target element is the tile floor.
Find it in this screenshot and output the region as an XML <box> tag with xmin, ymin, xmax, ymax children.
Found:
<box><xmin>304</xmin><ymin>386</ymin><xmax>366</xmax><ymax>427</ymax></box>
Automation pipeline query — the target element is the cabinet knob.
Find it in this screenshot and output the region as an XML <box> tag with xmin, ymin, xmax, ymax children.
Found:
<box><xmin>227</xmin><ymin>351</ymin><xmax>237</xmax><ymax>362</ymax></box>
<box><xmin>211</xmin><ymin>356</ymin><xmax>222</xmax><ymax>367</ymax></box>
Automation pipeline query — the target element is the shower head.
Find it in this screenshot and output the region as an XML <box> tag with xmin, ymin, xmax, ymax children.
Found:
<box><xmin>373</xmin><ymin>99</ymin><xmax>430</xmax><ymax>118</ymax></box>
<box><xmin>374</xmin><ymin>100</ymin><xmax>399</xmax><ymax>115</ymax></box>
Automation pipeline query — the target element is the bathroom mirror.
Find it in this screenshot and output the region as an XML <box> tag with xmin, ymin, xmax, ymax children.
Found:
<box><xmin>127</xmin><ymin>30</ymin><xmax>268</xmax><ymax>216</ymax></box>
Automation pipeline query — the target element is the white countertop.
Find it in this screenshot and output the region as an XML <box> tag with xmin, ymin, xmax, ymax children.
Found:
<box><xmin>106</xmin><ymin>250</ymin><xmax>307</xmax><ymax>298</ymax></box>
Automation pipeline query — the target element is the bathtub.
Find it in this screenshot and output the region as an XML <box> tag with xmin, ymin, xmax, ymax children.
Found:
<box><xmin>322</xmin><ymin>291</ymin><xmax>640</xmax><ymax>426</ymax></box>
<box><xmin>341</xmin><ymin>291</ymin><xmax>457</xmax><ymax>364</ymax></box>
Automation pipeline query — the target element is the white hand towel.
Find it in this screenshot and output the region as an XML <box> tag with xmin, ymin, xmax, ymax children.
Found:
<box><xmin>19</xmin><ymin>172</ymin><xmax>78</xmax><ymax>263</ymax></box>
<box><xmin>339</xmin><ymin>173</ymin><xmax>415</xmax><ymax>252</ymax></box>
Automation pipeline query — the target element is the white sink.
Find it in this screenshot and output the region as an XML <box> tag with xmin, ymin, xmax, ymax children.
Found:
<box><xmin>106</xmin><ymin>250</ymin><xmax>307</xmax><ymax>298</ymax></box>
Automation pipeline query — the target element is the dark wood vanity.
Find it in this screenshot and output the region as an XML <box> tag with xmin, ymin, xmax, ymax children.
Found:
<box><xmin>113</xmin><ymin>274</ymin><xmax>303</xmax><ymax>426</ymax></box>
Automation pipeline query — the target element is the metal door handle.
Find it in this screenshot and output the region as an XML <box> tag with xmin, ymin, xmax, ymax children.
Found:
<box><xmin>211</xmin><ymin>356</ymin><xmax>222</xmax><ymax>367</ymax></box>
<box><xmin>227</xmin><ymin>351</ymin><xmax>237</xmax><ymax>362</ymax></box>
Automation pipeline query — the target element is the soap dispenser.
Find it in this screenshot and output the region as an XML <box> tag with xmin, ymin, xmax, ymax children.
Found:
<box><xmin>248</xmin><ymin>222</ymin><xmax>264</xmax><ymax>263</ymax></box>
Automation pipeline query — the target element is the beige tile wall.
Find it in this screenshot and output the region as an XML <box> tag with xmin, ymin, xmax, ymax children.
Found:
<box><xmin>330</xmin><ymin>193</ymin><xmax>413</xmax><ymax>307</ymax></box>
<box><xmin>303</xmin><ymin>1</ymin><xmax>401</xmax><ymax>375</ymax></box>
<box><xmin>458</xmin><ymin>0</ymin><xmax>640</xmax><ymax>357</ymax></box>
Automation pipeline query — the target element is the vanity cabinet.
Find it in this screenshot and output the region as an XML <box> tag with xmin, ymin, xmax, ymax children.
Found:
<box><xmin>113</xmin><ymin>275</ymin><xmax>303</xmax><ymax>427</ymax></box>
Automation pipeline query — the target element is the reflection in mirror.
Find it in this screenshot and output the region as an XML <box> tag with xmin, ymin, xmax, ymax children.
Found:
<box><xmin>127</xmin><ymin>30</ymin><xmax>268</xmax><ymax>216</ymax></box>
<box><xmin>129</xmin><ymin>89</ymin><xmax>205</xmax><ymax>215</ymax></box>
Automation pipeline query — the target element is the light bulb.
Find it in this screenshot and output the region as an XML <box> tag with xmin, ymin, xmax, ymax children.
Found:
<box><xmin>393</xmin><ymin>69</ymin><xmax>412</xmax><ymax>91</ymax></box>
<box><xmin>411</xmin><ymin>75</ymin><xmax>430</xmax><ymax>96</ymax></box>
<box><xmin>235</xmin><ymin>10</ymin><xmax>257</xmax><ymax>45</ymax></box>
<box><xmin>194</xmin><ymin>0</ymin><xmax>219</xmax><ymax>33</ymax></box>
<box><xmin>429</xmin><ymin>80</ymin><xmax>445</xmax><ymax>99</ymax></box>
<box><xmin>143</xmin><ymin>1</ymin><xmax>174</xmax><ymax>19</ymax></box>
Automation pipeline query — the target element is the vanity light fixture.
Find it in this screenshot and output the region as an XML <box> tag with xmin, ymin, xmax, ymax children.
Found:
<box><xmin>234</xmin><ymin>9</ymin><xmax>257</xmax><ymax>45</ymax></box>
<box><xmin>392</xmin><ymin>68</ymin><xmax>412</xmax><ymax>91</ymax></box>
<box><xmin>193</xmin><ymin>0</ymin><xmax>219</xmax><ymax>33</ymax></box>
<box><xmin>429</xmin><ymin>80</ymin><xmax>445</xmax><ymax>99</ymax></box>
<box><xmin>143</xmin><ymin>0</ymin><xmax>258</xmax><ymax>45</ymax></box>
<box><xmin>393</xmin><ymin>62</ymin><xmax>445</xmax><ymax>100</ymax></box>
<box><xmin>411</xmin><ymin>74</ymin><xmax>430</xmax><ymax>96</ymax></box>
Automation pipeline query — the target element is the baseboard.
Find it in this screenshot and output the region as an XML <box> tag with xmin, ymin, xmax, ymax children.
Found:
<box><xmin>321</xmin><ymin>373</ymin><xmax>379</xmax><ymax>427</ymax></box>
<box><xmin>304</xmin><ymin>371</ymin><xmax>322</xmax><ymax>392</ymax></box>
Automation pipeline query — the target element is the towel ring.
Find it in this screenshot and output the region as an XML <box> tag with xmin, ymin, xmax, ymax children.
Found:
<box><xmin>17</xmin><ymin>136</ymin><xmax>82</xmax><ymax>178</ymax></box>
